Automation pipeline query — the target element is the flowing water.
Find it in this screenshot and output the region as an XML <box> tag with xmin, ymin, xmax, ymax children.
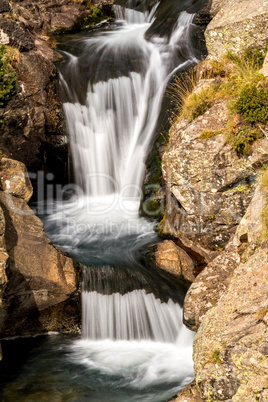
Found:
<box><xmin>0</xmin><ymin>1</ymin><xmax>204</xmax><ymax>400</ymax></box>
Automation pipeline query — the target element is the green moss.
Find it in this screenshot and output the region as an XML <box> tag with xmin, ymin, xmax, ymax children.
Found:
<box><xmin>198</xmin><ymin>129</ymin><xmax>222</xmax><ymax>140</ymax></box>
<box><xmin>82</xmin><ymin>6</ymin><xmax>105</xmax><ymax>29</ymax></box>
<box><xmin>0</xmin><ymin>45</ymin><xmax>17</xmax><ymax>127</ymax></box>
<box><xmin>226</xmin><ymin>125</ymin><xmax>263</xmax><ymax>155</ymax></box>
<box><xmin>211</xmin><ymin>349</ymin><xmax>222</xmax><ymax>364</ymax></box>
<box><xmin>235</xmin><ymin>83</ymin><xmax>268</xmax><ymax>124</ymax></box>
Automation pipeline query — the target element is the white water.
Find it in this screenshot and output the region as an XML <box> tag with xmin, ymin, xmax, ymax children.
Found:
<box><xmin>43</xmin><ymin>4</ymin><xmax>198</xmax><ymax>399</ymax></box>
<box><xmin>61</xmin><ymin>8</ymin><xmax>196</xmax><ymax>198</ymax></box>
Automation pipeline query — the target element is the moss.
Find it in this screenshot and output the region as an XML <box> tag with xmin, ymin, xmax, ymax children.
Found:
<box><xmin>211</xmin><ymin>349</ymin><xmax>222</xmax><ymax>364</ymax></box>
<box><xmin>0</xmin><ymin>45</ymin><xmax>17</xmax><ymax>127</ymax></box>
<box><xmin>198</xmin><ymin>129</ymin><xmax>222</xmax><ymax>140</ymax></box>
<box><xmin>226</xmin><ymin>125</ymin><xmax>263</xmax><ymax>155</ymax></box>
<box><xmin>235</xmin><ymin>83</ymin><xmax>268</xmax><ymax>124</ymax></box>
<box><xmin>82</xmin><ymin>6</ymin><xmax>106</xmax><ymax>29</ymax></box>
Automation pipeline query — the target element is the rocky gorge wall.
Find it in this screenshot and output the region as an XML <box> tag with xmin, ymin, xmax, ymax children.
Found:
<box><xmin>156</xmin><ymin>0</ymin><xmax>268</xmax><ymax>400</ymax></box>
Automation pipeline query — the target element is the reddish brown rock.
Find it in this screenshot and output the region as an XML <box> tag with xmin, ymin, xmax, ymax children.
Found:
<box><xmin>152</xmin><ymin>240</ymin><xmax>196</xmax><ymax>283</ymax></box>
<box><xmin>0</xmin><ymin>191</ymin><xmax>77</xmax><ymax>336</ymax></box>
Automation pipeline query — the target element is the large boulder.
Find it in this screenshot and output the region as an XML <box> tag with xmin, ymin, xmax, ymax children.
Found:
<box><xmin>205</xmin><ymin>0</ymin><xmax>268</xmax><ymax>58</ymax></box>
<box><xmin>151</xmin><ymin>240</ymin><xmax>196</xmax><ymax>283</ymax></box>
<box><xmin>184</xmin><ymin>185</ymin><xmax>264</xmax><ymax>332</ymax></box>
<box><xmin>0</xmin><ymin>190</ymin><xmax>77</xmax><ymax>336</ymax></box>
<box><xmin>161</xmin><ymin>101</ymin><xmax>268</xmax><ymax>252</ymax></box>
<box><xmin>193</xmin><ymin>243</ymin><xmax>268</xmax><ymax>400</ymax></box>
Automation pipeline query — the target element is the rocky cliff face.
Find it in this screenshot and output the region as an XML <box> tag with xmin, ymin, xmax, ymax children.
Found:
<box><xmin>164</xmin><ymin>0</ymin><xmax>268</xmax><ymax>400</ymax></box>
<box><xmin>0</xmin><ymin>158</ymin><xmax>80</xmax><ymax>340</ymax></box>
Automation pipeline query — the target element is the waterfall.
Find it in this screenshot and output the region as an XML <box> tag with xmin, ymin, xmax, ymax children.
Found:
<box><xmin>60</xmin><ymin>7</ymin><xmax>196</xmax><ymax>197</ymax></box>
<box><xmin>41</xmin><ymin>3</ymin><xmax>200</xmax><ymax>398</ymax></box>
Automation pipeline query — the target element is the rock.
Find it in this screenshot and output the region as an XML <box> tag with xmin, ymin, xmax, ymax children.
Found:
<box><xmin>170</xmin><ymin>380</ymin><xmax>203</xmax><ymax>401</ymax></box>
<box><xmin>0</xmin><ymin>158</ymin><xmax>33</xmax><ymax>203</ymax></box>
<box><xmin>205</xmin><ymin>0</ymin><xmax>268</xmax><ymax>58</ymax></box>
<box><xmin>151</xmin><ymin>240</ymin><xmax>196</xmax><ymax>283</ymax></box>
<box><xmin>0</xmin><ymin>191</ymin><xmax>77</xmax><ymax>336</ymax></box>
<box><xmin>193</xmin><ymin>242</ymin><xmax>268</xmax><ymax>400</ymax></box>
<box><xmin>161</xmin><ymin>101</ymin><xmax>266</xmax><ymax>252</ymax></box>
<box><xmin>0</xmin><ymin>19</ymin><xmax>35</xmax><ymax>51</ymax></box>
<box><xmin>260</xmin><ymin>52</ymin><xmax>268</xmax><ymax>77</ymax></box>
<box><xmin>184</xmin><ymin>185</ymin><xmax>264</xmax><ymax>332</ymax></box>
<box><xmin>10</xmin><ymin>0</ymin><xmax>112</xmax><ymax>34</ymax></box>
<box><xmin>0</xmin><ymin>0</ymin><xmax>10</xmax><ymax>14</ymax></box>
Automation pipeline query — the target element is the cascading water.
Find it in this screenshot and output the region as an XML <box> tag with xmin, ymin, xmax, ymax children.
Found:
<box><xmin>0</xmin><ymin>2</ymin><xmax>204</xmax><ymax>401</ymax></box>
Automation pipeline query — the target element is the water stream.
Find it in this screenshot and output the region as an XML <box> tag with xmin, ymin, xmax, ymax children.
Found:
<box><xmin>0</xmin><ymin>1</ymin><xmax>204</xmax><ymax>400</ymax></box>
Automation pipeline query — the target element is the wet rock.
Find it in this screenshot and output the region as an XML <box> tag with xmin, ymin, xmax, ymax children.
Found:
<box><xmin>0</xmin><ymin>158</ymin><xmax>33</xmax><ymax>203</ymax></box>
<box><xmin>161</xmin><ymin>101</ymin><xmax>266</xmax><ymax>252</ymax></box>
<box><xmin>0</xmin><ymin>19</ymin><xmax>35</xmax><ymax>51</ymax></box>
<box><xmin>184</xmin><ymin>185</ymin><xmax>264</xmax><ymax>332</ymax></box>
<box><xmin>205</xmin><ymin>0</ymin><xmax>268</xmax><ymax>58</ymax></box>
<box><xmin>0</xmin><ymin>191</ymin><xmax>77</xmax><ymax>336</ymax></box>
<box><xmin>151</xmin><ymin>240</ymin><xmax>196</xmax><ymax>283</ymax></box>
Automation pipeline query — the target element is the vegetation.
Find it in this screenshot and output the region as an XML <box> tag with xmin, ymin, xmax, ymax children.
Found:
<box><xmin>0</xmin><ymin>45</ymin><xmax>17</xmax><ymax>127</ymax></box>
<box><xmin>82</xmin><ymin>6</ymin><xmax>105</xmax><ymax>29</ymax></box>
<box><xmin>198</xmin><ymin>129</ymin><xmax>222</xmax><ymax>140</ymax></box>
<box><xmin>169</xmin><ymin>48</ymin><xmax>268</xmax><ymax>155</ymax></box>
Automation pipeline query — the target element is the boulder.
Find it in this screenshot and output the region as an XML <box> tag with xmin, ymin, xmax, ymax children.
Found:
<box><xmin>0</xmin><ymin>191</ymin><xmax>77</xmax><ymax>336</ymax></box>
<box><xmin>0</xmin><ymin>158</ymin><xmax>33</xmax><ymax>203</ymax></box>
<box><xmin>151</xmin><ymin>240</ymin><xmax>196</xmax><ymax>283</ymax></box>
<box><xmin>0</xmin><ymin>19</ymin><xmax>35</xmax><ymax>51</ymax></box>
<box><xmin>184</xmin><ymin>185</ymin><xmax>264</xmax><ymax>332</ymax></box>
<box><xmin>161</xmin><ymin>101</ymin><xmax>267</xmax><ymax>251</ymax></box>
<box><xmin>193</xmin><ymin>243</ymin><xmax>268</xmax><ymax>400</ymax></box>
<box><xmin>205</xmin><ymin>0</ymin><xmax>268</xmax><ymax>58</ymax></box>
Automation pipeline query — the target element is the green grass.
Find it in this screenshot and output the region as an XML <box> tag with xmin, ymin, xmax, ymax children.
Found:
<box><xmin>198</xmin><ymin>129</ymin><xmax>222</xmax><ymax>140</ymax></box>
<box><xmin>169</xmin><ymin>48</ymin><xmax>268</xmax><ymax>154</ymax></box>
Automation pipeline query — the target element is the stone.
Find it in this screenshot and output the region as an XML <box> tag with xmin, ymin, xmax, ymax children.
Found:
<box><xmin>0</xmin><ymin>19</ymin><xmax>35</xmax><ymax>51</ymax></box>
<box><xmin>170</xmin><ymin>380</ymin><xmax>203</xmax><ymax>401</ymax></box>
<box><xmin>161</xmin><ymin>101</ymin><xmax>266</xmax><ymax>252</ymax></box>
<box><xmin>260</xmin><ymin>52</ymin><xmax>268</xmax><ymax>77</ymax></box>
<box><xmin>184</xmin><ymin>185</ymin><xmax>264</xmax><ymax>332</ymax></box>
<box><xmin>0</xmin><ymin>191</ymin><xmax>77</xmax><ymax>336</ymax></box>
<box><xmin>0</xmin><ymin>158</ymin><xmax>33</xmax><ymax>203</ymax></box>
<box><xmin>0</xmin><ymin>0</ymin><xmax>10</xmax><ymax>14</ymax></box>
<box><xmin>205</xmin><ymin>0</ymin><xmax>268</xmax><ymax>58</ymax></box>
<box><xmin>193</xmin><ymin>242</ymin><xmax>268</xmax><ymax>400</ymax></box>
<box><xmin>151</xmin><ymin>240</ymin><xmax>196</xmax><ymax>283</ymax></box>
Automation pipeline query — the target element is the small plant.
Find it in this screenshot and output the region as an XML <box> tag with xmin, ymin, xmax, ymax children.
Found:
<box><xmin>211</xmin><ymin>349</ymin><xmax>222</xmax><ymax>364</ymax></box>
<box><xmin>0</xmin><ymin>45</ymin><xmax>17</xmax><ymax>108</ymax></box>
<box><xmin>235</xmin><ymin>83</ymin><xmax>268</xmax><ymax>124</ymax></box>
<box><xmin>226</xmin><ymin>126</ymin><xmax>263</xmax><ymax>155</ymax></box>
<box><xmin>83</xmin><ymin>6</ymin><xmax>105</xmax><ymax>28</ymax></box>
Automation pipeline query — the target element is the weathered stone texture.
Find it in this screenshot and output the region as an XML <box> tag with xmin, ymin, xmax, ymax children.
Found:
<box><xmin>161</xmin><ymin>102</ymin><xmax>268</xmax><ymax>252</ymax></box>
<box><xmin>184</xmin><ymin>185</ymin><xmax>264</xmax><ymax>332</ymax></box>
<box><xmin>205</xmin><ymin>0</ymin><xmax>268</xmax><ymax>58</ymax></box>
